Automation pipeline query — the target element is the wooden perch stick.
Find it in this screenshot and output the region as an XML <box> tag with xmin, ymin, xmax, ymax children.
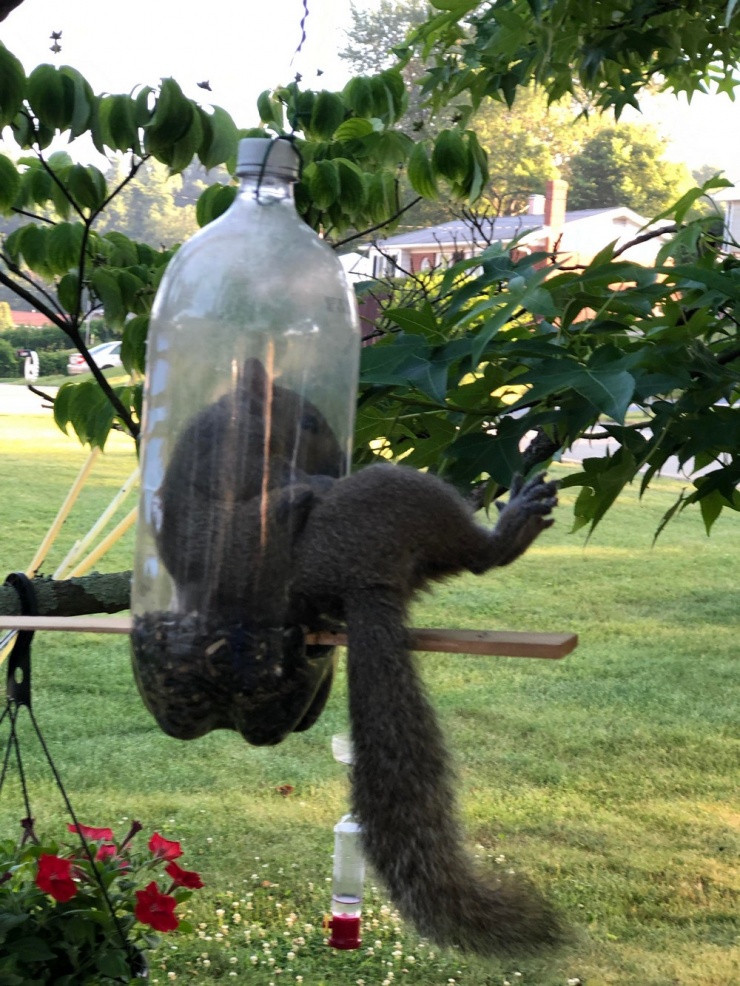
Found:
<box><xmin>0</xmin><ymin>616</ymin><xmax>577</xmax><ymax>659</ymax></box>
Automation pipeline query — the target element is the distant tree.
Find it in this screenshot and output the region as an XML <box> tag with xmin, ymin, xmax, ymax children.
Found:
<box><xmin>95</xmin><ymin>160</ymin><xmax>209</xmax><ymax>248</ymax></box>
<box><xmin>340</xmin><ymin>0</ymin><xmax>430</xmax><ymax>75</ymax></box>
<box><xmin>563</xmin><ymin>125</ymin><xmax>694</xmax><ymax>215</ymax></box>
<box><xmin>0</xmin><ymin>300</ymin><xmax>13</xmax><ymax>330</ymax></box>
<box><xmin>692</xmin><ymin>163</ymin><xmax>726</xmax><ymax>186</ymax></box>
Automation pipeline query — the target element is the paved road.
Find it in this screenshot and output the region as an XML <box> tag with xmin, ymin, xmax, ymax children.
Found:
<box><xmin>0</xmin><ymin>383</ymin><xmax>707</xmax><ymax>481</ymax></box>
<box><xmin>0</xmin><ymin>383</ymin><xmax>57</xmax><ymax>417</ymax></box>
<box><xmin>560</xmin><ymin>434</ymin><xmax>709</xmax><ymax>482</ymax></box>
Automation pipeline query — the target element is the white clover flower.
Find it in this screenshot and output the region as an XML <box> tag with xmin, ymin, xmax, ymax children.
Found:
<box><xmin>268</xmin><ymin>957</ymin><xmax>276</xmax><ymax>966</ymax></box>
<box><xmin>229</xmin><ymin>956</ymin><xmax>238</xmax><ymax>964</ymax></box>
<box><xmin>215</xmin><ymin>909</ymin><xmax>225</xmax><ymax>919</ymax></box>
<box><xmin>392</xmin><ymin>950</ymin><xmax>402</xmax><ymax>958</ymax></box>
<box><xmin>232</xmin><ymin>900</ymin><xmax>240</xmax><ymax>908</ymax></box>
<box><xmin>233</xmin><ymin>913</ymin><xmax>242</xmax><ymax>924</ymax></box>
<box><xmin>250</xmin><ymin>955</ymin><xmax>259</xmax><ymax>965</ymax></box>
<box><xmin>229</xmin><ymin>973</ymin><xmax>237</xmax><ymax>978</ymax></box>
<box><xmin>375</xmin><ymin>940</ymin><xmax>383</xmax><ymax>949</ymax></box>
<box><xmin>167</xmin><ymin>975</ymin><xmax>176</xmax><ymax>982</ymax></box>
<box><xmin>287</xmin><ymin>951</ymin><xmax>296</xmax><ymax>961</ymax></box>
<box><xmin>202</xmin><ymin>959</ymin><xmax>210</xmax><ymax>968</ymax></box>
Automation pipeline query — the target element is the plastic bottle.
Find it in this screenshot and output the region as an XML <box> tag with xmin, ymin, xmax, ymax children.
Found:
<box><xmin>130</xmin><ymin>137</ymin><xmax>361</xmax><ymax>745</ymax></box>
<box><xmin>328</xmin><ymin>813</ymin><xmax>365</xmax><ymax>949</ymax></box>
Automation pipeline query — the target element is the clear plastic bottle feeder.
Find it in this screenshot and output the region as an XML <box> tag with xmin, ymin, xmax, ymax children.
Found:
<box><xmin>131</xmin><ymin>137</ymin><xmax>361</xmax><ymax>745</ymax></box>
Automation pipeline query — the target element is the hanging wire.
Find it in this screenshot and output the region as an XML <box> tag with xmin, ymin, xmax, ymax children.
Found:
<box><xmin>290</xmin><ymin>0</ymin><xmax>310</xmax><ymax>65</ymax></box>
<box><xmin>0</xmin><ymin>572</ymin><xmax>139</xmax><ymax>982</ymax></box>
<box><xmin>255</xmin><ymin>135</ymin><xmax>304</xmax><ymax>203</ymax></box>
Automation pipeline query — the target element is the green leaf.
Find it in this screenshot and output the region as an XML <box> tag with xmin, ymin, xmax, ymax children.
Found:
<box><xmin>0</xmin><ymin>154</ymin><xmax>20</xmax><ymax>212</ymax></box>
<box><xmin>430</xmin><ymin>0</ymin><xmax>480</xmax><ymax>10</ymax></box>
<box><xmin>57</xmin><ymin>272</ymin><xmax>80</xmax><ymax>314</ymax></box>
<box><xmin>18</xmin><ymin>224</ymin><xmax>50</xmax><ymax>274</ymax></box>
<box><xmin>0</xmin><ymin>43</ymin><xmax>25</xmax><ymax>129</ymax></box>
<box><xmin>343</xmin><ymin>77</ymin><xmax>375</xmax><ymax>118</ymax></box>
<box><xmin>143</xmin><ymin>78</ymin><xmax>193</xmax><ymax>152</ymax></box>
<box><xmin>71</xmin><ymin>164</ymin><xmax>106</xmax><ymax>212</ymax></box>
<box><xmin>27</xmin><ymin>63</ymin><xmax>73</xmax><ymax>130</ymax></box>
<box><xmin>257</xmin><ymin>89</ymin><xmax>285</xmax><ymax>130</ymax></box>
<box><xmin>91</xmin><ymin>268</ymin><xmax>125</xmax><ymax>328</ymax></box>
<box><xmin>198</xmin><ymin>105</ymin><xmax>238</xmax><ymax>169</ymax></box>
<box><xmin>46</xmin><ymin>222</ymin><xmax>84</xmax><ymax>275</ymax></box>
<box><xmin>121</xmin><ymin>314</ymin><xmax>149</xmax><ymax>375</ymax></box>
<box><xmin>106</xmin><ymin>94</ymin><xmax>141</xmax><ymax>153</ymax></box>
<box><xmin>53</xmin><ymin>381</ymin><xmax>76</xmax><ymax>434</ymax></box>
<box><xmin>334</xmin><ymin>117</ymin><xmax>375</xmax><ymax>140</ymax></box>
<box><xmin>407</xmin><ymin>142</ymin><xmax>438</xmax><ymax>199</ymax></box>
<box><xmin>306</xmin><ymin>159</ymin><xmax>340</xmax><ymax>210</ymax></box>
<box><xmin>574</xmin><ymin>367</ymin><xmax>635</xmax><ymax>422</ymax></box>
<box><xmin>59</xmin><ymin>65</ymin><xmax>95</xmax><ymax>138</ymax></box>
<box><xmin>9</xmin><ymin>936</ymin><xmax>56</xmax><ymax>962</ymax></box>
<box><xmin>96</xmin><ymin>949</ymin><xmax>132</xmax><ymax>979</ymax></box>
<box><xmin>432</xmin><ymin>129</ymin><xmax>468</xmax><ymax>183</ymax></box>
<box><xmin>195</xmin><ymin>183</ymin><xmax>237</xmax><ymax>227</ymax></box>
<box><xmin>310</xmin><ymin>90</ymin><xmax>346</xmax><ymax>139</ymax></box>
<box><xmin>156</xmin><ymin>107</ymin><xmax>202</xmax><ymax>173</ymax></box>
<box><xmin>385</xmin><ymin>304</ymin><xmax>445</xmax><ymax>343</ymax></box>
<box><xmin>336</xmin><ymin>158</ymin><xmax>367</xmax><ymax>216</ymax></box>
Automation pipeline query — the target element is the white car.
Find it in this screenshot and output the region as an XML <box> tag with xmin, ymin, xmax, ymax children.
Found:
<box><xmin>67</xmin><ymin>341</ymin><xmax>123</xmax><ymax>375</ymax></box>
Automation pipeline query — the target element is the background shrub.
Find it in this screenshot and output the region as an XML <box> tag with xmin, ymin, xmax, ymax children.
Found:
<box><xmin>0</xmin><ymin>338</ymin><xmax>18</xmax><ymax>375</ymax></box>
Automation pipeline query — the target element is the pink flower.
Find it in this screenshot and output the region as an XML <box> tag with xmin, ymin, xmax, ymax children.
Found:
<box><xmin>36</xmin><ymin>854</ymin><xmax>78</xmax><ymax>902</ymax></box>
<box><xmin>148</xmin><ymin>832</ymin><xmax>182</xmax><ymax>861</ymax></box>
<box><xmin>165</xmin><ymin>860</ymin><xmax>204</xmax><ymax>890</ymax></box>
<box><xmin>68</xmin><ymin>822</ymin><xmax>114</xmax><ymax>842</ymax></box>
<box><xmin>134</xmin><ymin>881</ymin><xmax>179</xmax><ymax>932</ymax></box>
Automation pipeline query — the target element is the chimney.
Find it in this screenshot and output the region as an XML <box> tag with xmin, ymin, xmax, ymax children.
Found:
<box><xmin>544</xmin><ymin>179</ymin><xmax>568</xmax><ymax>253</ymax></box>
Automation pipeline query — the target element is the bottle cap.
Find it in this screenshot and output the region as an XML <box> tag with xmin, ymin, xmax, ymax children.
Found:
<box><xmin>236</xmin><ymin>138</ymin><xmax>300</xmax><ymax>180</ymax></box>
<box><xmin>327</xmin><ymin>913</ymin><xmax>361</xmax><ymax>950</ymax></box>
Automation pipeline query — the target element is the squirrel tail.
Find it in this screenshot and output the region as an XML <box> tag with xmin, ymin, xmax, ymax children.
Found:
<box><xmin>344</xmin><ymin>589</ymin><xmax>563</xmax><ymax>956</ymax></box>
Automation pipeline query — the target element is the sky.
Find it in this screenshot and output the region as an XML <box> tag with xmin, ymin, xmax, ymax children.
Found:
<box><xmin>2</xmin><ymin>0</ymin><xmax>740</xmax><ymax>182</ymax></box>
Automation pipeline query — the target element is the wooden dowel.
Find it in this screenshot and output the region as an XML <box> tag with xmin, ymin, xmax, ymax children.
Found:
<box><xmin>0</xmin><ymin>616</ymin><xmax>577</xmax><ymax>659</ymax></box>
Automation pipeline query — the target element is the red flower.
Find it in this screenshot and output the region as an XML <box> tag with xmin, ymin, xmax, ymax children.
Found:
<box><xmin>148</xmin><ymin>832</ymin><xmax>182</xmax><ymax>861</ymax></box>
<box><xmin>95</xmin><ymin>843</ymin><xmax>118</xmax><ymax>862</ymax></box>
<box><xmin>68</xmin><ymin>822</ymin><xmax>114</xmax><ymax>842</ymax></box>
<box><xmin>134</xmin><ymin>881</ymin><xmax>179</xmax><ymax>932</ymax></box>
<box><xmin>36</xmin><ymin>854</ymin><xmax>78</xmax><ymax>902</ymax></box>
<box><xmin>165</xmin><ymin>860</ymin><xmax>204</xmax><ymax>889</ymax></box>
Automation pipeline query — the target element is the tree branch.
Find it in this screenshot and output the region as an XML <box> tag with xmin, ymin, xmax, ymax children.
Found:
<box><xmin>331</xmin><ymin>196</ymin><xmax>423</xmax><ymax>250</ymax></box>
<box><xmin>0</xmin><ymin>572</ymin><xmax>132</xmax><ymax>619</ymax></box>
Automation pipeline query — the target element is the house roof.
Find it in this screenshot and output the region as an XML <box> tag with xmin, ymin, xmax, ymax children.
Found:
<box><xmin>373</xmin><ymin>207</ymin><xmax>644</xmax><ymax>250</ymax></box>
<box><xmin>9</xmin><ymin>310</ymin><xmax>54</xmax><ymax>328</ymax></box>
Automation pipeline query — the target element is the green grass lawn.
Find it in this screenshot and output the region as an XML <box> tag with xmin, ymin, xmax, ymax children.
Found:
<box><xmin>0</xmin><ymin>415</ymin><xmax>738</xmax><ymax>985</ymax></box>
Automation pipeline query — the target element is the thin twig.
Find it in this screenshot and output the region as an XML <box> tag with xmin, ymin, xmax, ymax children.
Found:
<box><xmin>332</xmin><ymin>196</ymin><xmax>423</xmax><ymax>250</ymax></box>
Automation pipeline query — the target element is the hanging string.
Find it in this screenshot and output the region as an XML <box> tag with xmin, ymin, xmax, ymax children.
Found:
<box><xmin>255</xmin><ymin>135</ymin><xmax>304</xmax><ymax>203</ymax></box>
<box><xmin>290</xmin><ymin>0</ymin><xmax>310</xmax><ymax>65</ymax></box>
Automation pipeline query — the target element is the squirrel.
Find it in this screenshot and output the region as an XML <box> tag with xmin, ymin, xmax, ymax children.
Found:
<box><xmin>145</xmin><ymin>359</ymin><xmax>563</xmax><ymax>956</ymax></box>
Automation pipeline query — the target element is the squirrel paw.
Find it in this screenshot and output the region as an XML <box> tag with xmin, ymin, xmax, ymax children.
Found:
<box><xmin>491</xmin><ymin>472</ymin><xmax>558</xmax><ymax>565</ymax></box>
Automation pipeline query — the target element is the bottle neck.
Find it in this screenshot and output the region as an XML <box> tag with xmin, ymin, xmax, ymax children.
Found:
<box><xmin>237</xmin><ymin>173</ymin><xmax>296</xmax><ymax>205</ymax></box>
